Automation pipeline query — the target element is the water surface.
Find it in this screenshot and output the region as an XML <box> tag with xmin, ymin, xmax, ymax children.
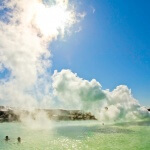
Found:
<box><xmin>0</xmin><ymin>120</ymin><xmax>150</xmax><ymax>150</ymax></box>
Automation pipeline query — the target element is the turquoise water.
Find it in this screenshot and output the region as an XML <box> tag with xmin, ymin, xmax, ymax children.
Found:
<box><xmin>0</xmin><ymin>120</ymin><xmax>150</xmax><ymax>150</ymax></box>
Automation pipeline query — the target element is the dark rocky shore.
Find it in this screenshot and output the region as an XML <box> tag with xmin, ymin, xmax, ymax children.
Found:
<box><xmin>0</xmin><ymin>106</ymin><xmax>96</xmax><ymax>122</ymax></box>
<box><xmin>0</xmin><ymin>106</ymin><xmax>149</xmax><ymax>122</ymax></box>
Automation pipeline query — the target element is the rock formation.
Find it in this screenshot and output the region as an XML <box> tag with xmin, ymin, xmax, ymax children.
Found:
<box><xmin>0</xmin><ymin>106</ymin><xmax>96</xmax><ymax>122</ymax></box>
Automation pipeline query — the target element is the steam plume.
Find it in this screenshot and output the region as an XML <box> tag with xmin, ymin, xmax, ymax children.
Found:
<box><xmin>0</xmin><ymin>0</ymin><xmax>78</xmax><ymax>108</ymax></box>
<box><xmin>52</xmin><ymin>70</ymin><xmax>150</xmax><ymax>122</ymax></box>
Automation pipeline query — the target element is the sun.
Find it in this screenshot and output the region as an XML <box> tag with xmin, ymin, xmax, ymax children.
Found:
<box><xmin>34</xmin><ymin>1</ymin><xmax>75</xmax><ymax>38</ymax></box>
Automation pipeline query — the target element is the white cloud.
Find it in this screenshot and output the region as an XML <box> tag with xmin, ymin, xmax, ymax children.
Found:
<box><xmin>75</xmin><ymin>26</ymin><xmax>82</xmax><ymax>33</ymax></box>
<box><xmin>90</xmin><ymin>6</ymin><xmax>96</xmax><ymax>14</ymax></box>
<box><xmin>52</xmin><ymin>69</ymin><xmax>106</xmax><ymax>109</ymax></box>
<box><xmin>77</xmin><ymin>12</ymin><xmax>86</xmax><ymax>21</ymax></box>
<box><xmin>52</xmin><ymin>69</ymin><xmax>150</xmax><ymax>122</ymax></box>
<box><xmin>0</xmin><ymin>0</ymin><xmax>78</xmax><ymax>108</ymax></box>
<box><xmin>96</xmin><ymin>85</ymin><xmax>150</xmax><ymax>122</ymax></box>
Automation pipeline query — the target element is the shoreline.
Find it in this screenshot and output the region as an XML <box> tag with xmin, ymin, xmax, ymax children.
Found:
<box><xmin>0</xmin><ymin>106</ymin><xmax>96</xmax><ymax>122</ymax></box>
<box><xmin>0</xmin><ymin>106</ymin><xmax>149</xmax><ymax>122</ymax></box>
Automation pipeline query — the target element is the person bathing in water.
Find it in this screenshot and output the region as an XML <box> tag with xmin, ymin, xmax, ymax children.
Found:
<box><xmin>5</xmin><ymin>136</ymin><xmax>10</xmax><ymax>141</ymax></box>
<box><xmin>17</xmin><ymin>137</ymin><xmax>21</xmax><ymax>143</ymax></box>
<box><xmin>5</xmin><ymin>136</ymin><xmax>21</xmax><ymax>143</ymax></box>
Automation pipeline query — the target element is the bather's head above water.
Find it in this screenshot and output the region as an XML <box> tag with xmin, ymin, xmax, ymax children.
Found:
<box><xmin>5</xmin><ymin>136</ymin><xmax>10</xmax><ymax>141</ymax></box>
<box><xmin>17</xmin><ymin>137</ymin><xmax>21</xmax><ymax>143</ymax></box>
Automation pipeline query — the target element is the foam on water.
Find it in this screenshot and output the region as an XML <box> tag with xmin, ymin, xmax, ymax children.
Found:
<box><xmin>0</xmin><ymin>120</ymin><xmax>150</xmax><ymax>150</ymax></box>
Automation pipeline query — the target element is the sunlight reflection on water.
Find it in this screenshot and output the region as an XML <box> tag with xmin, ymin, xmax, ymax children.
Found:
<box><xmin>0</xmin><ymin>120</ymin><xmax>150</xmax><ymax>150</ymax></box>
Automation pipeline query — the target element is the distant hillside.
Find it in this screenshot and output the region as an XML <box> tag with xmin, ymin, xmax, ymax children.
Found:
<box><xmin>0</xmin><ymin>106</ymin><xmax>96</xmax><ymax>122</ymax></box>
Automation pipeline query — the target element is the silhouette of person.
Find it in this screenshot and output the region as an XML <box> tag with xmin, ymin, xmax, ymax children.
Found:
<box><xmin>5</xmin><ymin>136</ymin><xmax>10</xmax><ymax>141</ymax></box>
<box><xmin>105</xmin><ymin>107</ymin><xmax>108</xmax><ymax>111</ymax></box>
<box><xmin>17</xmin><ymin>137</ymin><xmax>21</xmax><ymax>143</ymax></box>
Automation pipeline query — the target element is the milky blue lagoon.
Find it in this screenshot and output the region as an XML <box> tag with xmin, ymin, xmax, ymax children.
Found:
<box><xmin>0</xmin><ymin>120</ymin><xmax>150</xmax><ymax>150</ymax></box>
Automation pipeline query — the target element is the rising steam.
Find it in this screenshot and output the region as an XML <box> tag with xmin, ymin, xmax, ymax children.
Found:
<box><xmin>0</xmin><ymin>0</ymin><xmax>79</xmax><ymax>108</ymax></box>
<box><xmin>52</xmin><ymin>70</ymin><xmax>150</xmax><ymax>122</ymax></box>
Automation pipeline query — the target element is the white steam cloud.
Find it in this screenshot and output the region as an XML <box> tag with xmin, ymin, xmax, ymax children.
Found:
<box><xmin>52</xmin><ymin>69</ymin><xmax>106</xmax><ymax>109</ymax></box>
<box><xmin>52</xmin><ymin>70</ymin><xmax>150</xmax><ymax>122</ymax></box>
<box><xmin>0</xmin><ymin>0</ymin><xmax>80</xmax><ymax>108</ymax></box>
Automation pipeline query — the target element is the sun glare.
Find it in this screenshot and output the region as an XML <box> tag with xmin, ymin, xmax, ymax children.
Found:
<box><xmin>34</xmin><ymin>2</ymin><xmax>74</xmax><ymax>38</ymax></box>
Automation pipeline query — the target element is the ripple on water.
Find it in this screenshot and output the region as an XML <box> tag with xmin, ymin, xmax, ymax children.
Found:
<box><xmin>0</xmin><ymin>120</ymin><xmax>150</xmax><ymax>150</ymax></box>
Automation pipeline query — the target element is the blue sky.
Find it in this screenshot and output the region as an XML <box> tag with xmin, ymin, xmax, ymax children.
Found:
<box><xmin>51</xmin><ymin>0</ymin><xmax>150</xmax><ymax>106</ymax></box>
